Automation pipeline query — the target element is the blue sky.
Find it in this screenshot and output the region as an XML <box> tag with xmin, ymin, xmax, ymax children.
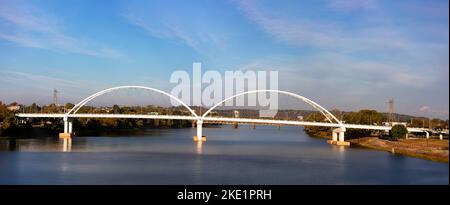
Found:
<box><xmin>0</xmin><ymin>0</ymin><xmax>448</xmax><ymax>119</ymax></box>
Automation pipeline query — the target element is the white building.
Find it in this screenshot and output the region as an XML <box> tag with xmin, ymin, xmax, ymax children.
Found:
<box><xmin>7</xmin><ymin>105</ymin><xmax>20</xmax><ymax>111</ymax></box>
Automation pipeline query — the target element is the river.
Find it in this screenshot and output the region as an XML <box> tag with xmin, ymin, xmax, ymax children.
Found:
<box><xmin>0</xmin><ymin>125</ymin><xmax>448</xmax><ymax>184</ymax></box>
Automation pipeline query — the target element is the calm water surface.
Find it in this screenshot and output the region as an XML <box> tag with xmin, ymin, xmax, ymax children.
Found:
<box><xmin>0</xmin><ymin>125</ymin><xmax>448</xmax><ymax>184</ymax></box>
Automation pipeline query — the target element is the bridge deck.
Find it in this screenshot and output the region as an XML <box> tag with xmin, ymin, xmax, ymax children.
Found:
<box><xmin>16</xmin><ymin>113</ymin><xmax>431</xmax><ymax>133</ymax></box>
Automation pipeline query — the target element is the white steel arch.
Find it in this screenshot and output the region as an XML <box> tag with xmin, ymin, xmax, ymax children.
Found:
<box><xmin>65</xmin><ymin>85</ymin><xmax>199</xmax><ymax>118</ymax></box>
<box><xmin>201</xmin><ymin>89</ymin><xmax>343</xmax><ymax>125</ymax></box>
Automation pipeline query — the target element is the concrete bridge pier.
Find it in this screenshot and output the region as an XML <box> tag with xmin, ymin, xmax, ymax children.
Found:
<box><xmin>332</xmin><ymin>130</ymin><xmax>338</xmax><ymax>141</ymax></box>
<box><xmin>68</xmin><ymin>119</ymin><xmax>73</xmax><ymax>134</ymax></box>
<box><xmin>426</xmin><ymin>132</ymin><xmax>430</xmax><ymax>139</ymax></box>
<box><xmin>63</xmin><ymin>117</ymin><xmax>68</xmax><ymax>133</ymax></box>
<box><xmin>193</xmin><ymin>119</ymin><xmax>206</xmax><ymax>142</ymax></box>
<box><xmin>338</xmin><ymin>131</ymin><xmax>345</xmax><ymax>142</ymax></box>
<box><xmin>327</xmin><ymin>127</ymin><xmax>350</xmax><ymax>146</ymax></box>
<box><xmin>60</xmin><ymin>117</ymin><xmax>72</xmax><ymax>139</ymax></box>
<box><xmin>439</xmin><ymin>134</ymin><xmax>443</xmax><ymax>140</ymax></box>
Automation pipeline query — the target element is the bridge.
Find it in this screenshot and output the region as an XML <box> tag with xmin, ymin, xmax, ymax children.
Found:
<box><xmin>16</xmin><ymin>85</ymin><xmax>439</xmax><ymax>146</ymax></box>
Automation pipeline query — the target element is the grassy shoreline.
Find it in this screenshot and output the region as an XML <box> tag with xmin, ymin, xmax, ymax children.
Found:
<box><xmin>305</xmin><ymin>131</ymin><xmax>449</xmax><ymax>163</ymax></box>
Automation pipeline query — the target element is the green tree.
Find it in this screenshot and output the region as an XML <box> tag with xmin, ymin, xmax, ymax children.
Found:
<box><xmin>343</xmin><ymin>109</ymin><xmax>382</xmax><ymax>125</ymax></box>
<box><xmin>330</xmin><ymin>109</ymin><xmax>343</xmax><ymax>121</ymax></box>
<box><xmin>65</xmin><ymin>103</ymin><xmax>75</xmax><ymax>110</ymax></box>
<box><xmin>0</xmin><ymin>101</ymin><xmax>15</xmax><ymax>130</ymax></box>
<box><xmin>390</xmin><ymin>124</ymin><xmax>408</xmax><ymax>140</ymax></box>
<box><xmin>112</xmin><ymin>105</ymin><xmax>120</xmax><ymax>114</ymax></box>
<box><xmin>340</xmin><ymin>110</ymin><xmax>383</xmax><ymax>139</ymax></box>
<box><xmin>0</xmin><ymin>101</ymin><xmax>8</xmax><ymax>122</ymax></box>
<box><xmin>304</xmin><ymin>112</ymin><xmax>329</xmax><ymax>134</ymax></box>
<box><xmin>410</xmin><ymin>118</ymin><xmax>425</xmax><ymax>128</ymax></box>
<box><xmin>1</xmin><ymin>111</ymin><xmax>16</xmax><ymax>130</ymax></box>
<box><xmin>305</xmin><ymin>112</ymin><xmax>326</xmax><ymax>122</ymax></box>
<box><xmin>42</xmin><ymin>104</ymin><xmax>60</xmax><ymax>113</ymax></box>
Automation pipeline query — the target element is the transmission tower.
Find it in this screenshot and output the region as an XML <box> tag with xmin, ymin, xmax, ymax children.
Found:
<box><xmin>53</xmin><ymin>89</ymin><xmax>59</xmax><ymax>106</ymax></box>
<box><xmin>386</xmin><ymin>98</ymin><xmax>394</xmax><ymax>124</ymax></box>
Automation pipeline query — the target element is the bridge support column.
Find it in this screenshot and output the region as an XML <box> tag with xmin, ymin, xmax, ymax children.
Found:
<box><xmin>405</xmin><ymin>132</ymin><xmax>409</xmax><ymax>139</ymax></box>
<box><xmin>68</xmin><ymin>119</ymin><xmax>73</xmax><ymax>134</ymax></box>
<box><xmin>332</xmin><ymin>131</ymin><xmax>337</xmax><ymax>142</ymax></box>
<box><xmin>193</xmin><ymin>120</ymin><xmax>206</xmax><ymax>142</ymax></box>
<box><xmin>63</xmin><ymin>118</ymin><xmax>68</xmax><ymax>133</ymax></box>
<box><xmin>327</xmin><ymin>127</ymin><xmax>349</xmax><ymax>146</ymax></box>
<box><xmin>439</xmin><ymin>134</ymin><xmax>443</xmax><ymax>140</ymax></box>
<box><xmin>339</xmin><ymin>131</ymin><xmax>345</xmax><ymax>142</ymax></box>
<box><xmin>59</xmin><ymin>117</ymin><xmax>72</xmax><ymax>139</ymax></box>
<box><xmin>426</xmin><ymin>132</ymin><xmax>429</xmax><ymax>139</ymax></box>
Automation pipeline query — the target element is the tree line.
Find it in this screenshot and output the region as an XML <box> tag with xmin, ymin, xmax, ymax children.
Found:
<box><xmin>304</xmin><ymin>109</ymin><xmax>449</xmax><ymax>139</ymax></box>
<box><xmin>1</xmin><ymin>101</ymin><xmax>448</xmax><ymax>138</ymax></box>
<box><xmin>0</xmin><ymin>102</ymin><xmax>195</xmax><ymax>137</ymax></box>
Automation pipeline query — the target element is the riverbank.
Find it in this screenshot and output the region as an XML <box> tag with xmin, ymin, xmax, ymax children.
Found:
<box><xmin>305</xmin><ymin>130</ymin><xmax>449</xmax><ymax>163</ymax></box>
<box><xmin>349</xmin><ymin>137</ymin><xmax>449</xmax><ymax>163</ymax></box>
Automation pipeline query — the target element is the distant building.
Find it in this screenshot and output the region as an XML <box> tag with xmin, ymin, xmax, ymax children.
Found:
<box><xmin>209</xmin><ymin>111</ymin><xmax>219</xmax><ymax>116</ymax></box>
<box><xmin>100</xmin><ymin>107</ymin><xmax>113</xmax><ymax>113</ymax></box>
<box><xmin>383</xmin><ymin>122</ymin><xmax>407</xmax><ymax>127</ymax></box>
<box><xmin>297</xmin><ymin>115</ymin><xmax>304</xmax><ymax>121</ymax></box>
<box><xmin>6</xmin><ymin>105</ymin><xmax>20</xmax><ymax>111</ymax></box>
<box><xmin>148</xmin><ymin>112</ymin><xmax>159</xmax><ymax>115</ymax></box>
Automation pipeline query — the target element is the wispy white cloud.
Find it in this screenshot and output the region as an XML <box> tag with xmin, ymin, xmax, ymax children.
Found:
<box><xmin>0</xmin><ymin>70</ymin><xmax>177</xmax><ymax>106</ymax></box>
<box><xmin>0</xmin><ymin>32</ymin><xmax>45</xmax><ymax>48</ymax></box>
<box><xmin>327</xmin><ymin>0</ymin><xmax>377</xmax><ymax>11</ymax></box>
<box><xmin>123</xmin><ymin>13</ymin><xmax>197</xmax><ymax>51</ymax></box>
<box><xmin>419</xmin><ymin>105</ymin><xmax>448</xmax><ymax>117</ymax></box>
<box><xmin>233</xmin><ymin>0</ymin><xmax>448</xmax><ymax>116</ymax></box>
<box><xmin>234</xmin><ymin>0</ymin><xmax>331</xmax><ymax>48</ymax></box>
<box><xmin>0</xmin><ymin>70</ymin><xmax>104</xmax><ymax>92</ymax></box>
<box><xmin>0</xmin><ymin>0</ymin><xmax>123</xmax><ymax>59</ymax></box>
<box><xmin>284</xmin><ymin>52</ymin><xmax>434</xmax><ymax>88</ymax></box>
<box><xmin>122</xmin><ymin>10</ymin><xmax>226</xmax><ymax>54</ymax></box>
<box><xmin>234</xmin><ymin>51</ymin><xmax>443</xmax><ymax>117</ymax></box>
<box><xmin>0</xmin><ymin>70</ymin><xmax>111</xmax><ymax>104</ymax></box>
<box><xmin>234</xmin><ymin>0</ymin><xmax>445</xmax><ymax>55</ymax></box>
<box><xmin>419</xmin><ymin>106</ymin><xmax>430</xmax><ymax>112</ymax></box>
<box><xmin>235</xmin><ymin>0</ymin><xmax>366</xmax><ymax>49</ymax></box>
<box><xmin>123</xmin><ymin>13</ymin><xmax>198</xmax><ymax>48</ymax></box>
